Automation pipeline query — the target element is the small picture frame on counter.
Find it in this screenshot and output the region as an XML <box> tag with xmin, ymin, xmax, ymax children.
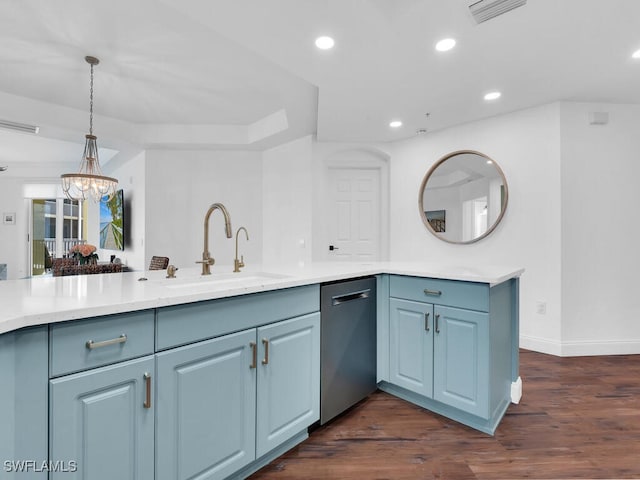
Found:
<box><xmin>2</xmin><ymin>212</ymin><xmax>16</xmax><ymax>225</ymax></box>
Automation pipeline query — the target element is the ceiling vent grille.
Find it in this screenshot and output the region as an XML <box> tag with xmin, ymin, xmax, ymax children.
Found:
<box><xmin>467</xmin><ymin>0</ymin><xmax>527</xmax><ymax>24</ymax></box>
<box><xmin>0</xmin><ymin>119</ymin><xmax>40</xmax><ymax>135</ymax></box>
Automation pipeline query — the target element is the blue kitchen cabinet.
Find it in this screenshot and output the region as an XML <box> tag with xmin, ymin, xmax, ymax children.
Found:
<box><xmin>155</xmin><ymin>311</ymin><xmax>320</xmax><ymax>480</ymax></box>
<box><xmin>389</xmin><ymin>299</ymin><xmax>489</xmax><ymax>416</ymax></box>
<box><xmin>256</xmin><ymin>313</ymin><xmax>320</xmax><ymax>458</ymax></box>
<box><xmin>383</xmin><ymin>275</ymin><xmax>515</xmax><ymax>434</ymax></box>
<box><xmin>155</xmin><ymin>329</ymin><xmax>257</xmax><ymax>480</ymax></box>
<box><xmin>0</xmin><ymin>326</ymin><xmax>48</xmax><ymax>480</ymax></box>
<box><xmin>433</xmin><ymin>305</ymin><xmax>489</xmax><ymax>418</ymax></box>
<box><xmin>1</xmin><ymin>270</ymin><xmax>516</xmax><ymax>479</ymax></box>
<box><xmin>389</xmin><ymin>298</ymin><xmax>434</xmax><ymax>398</ymax></box>
<box><xmin>49</xmin><ymin>356</ymin><xmax>155</xmax><ymax>480</ymax></box>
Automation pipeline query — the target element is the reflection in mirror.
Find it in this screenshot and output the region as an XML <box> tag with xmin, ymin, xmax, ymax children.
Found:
<box><xmin>419</xmin><ymin>150</ymin><xmax>508</xmax><ymax>244</ymax></box>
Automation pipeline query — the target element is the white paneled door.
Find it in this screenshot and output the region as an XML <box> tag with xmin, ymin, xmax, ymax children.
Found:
<box><xmin>327</xmin><ymin>168</ymin><xmax>380</xmax><ymax>261</ymax></box>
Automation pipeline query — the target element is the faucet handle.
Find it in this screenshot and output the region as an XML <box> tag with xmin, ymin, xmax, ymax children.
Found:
<box><xmin>196</xmin><ymin>256</ymin><xmax>215</xmax><ymax>275</ymax></box>
<box><xmin>166</xmin><ymin>265</ymin><xmax>178</xmax><ymax>278</ymax></box>
<box><xmin>233</xmin><ymin>255</ymin><xmax>245</xmax><ymax>273</ymax></box>
<box><xmin>195</xmin><ymin>257</ymin><xmax>214</xmax><ymax>266</ymax></box>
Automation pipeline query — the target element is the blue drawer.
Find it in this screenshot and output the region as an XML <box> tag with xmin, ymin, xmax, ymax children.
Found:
<box><xmin>156</xmin><ymin>284</ymin><xmax>320</xmax><ymax>350</ymax></box>
<box><xmin>50</xmin><ymin>310</ymin><xmax>155</xmax><ymax>377</ymax></box>
<box><xmin>389</xmin><ymin>275</ymin><xmax>489</xmax><ymax>312</ymax></box>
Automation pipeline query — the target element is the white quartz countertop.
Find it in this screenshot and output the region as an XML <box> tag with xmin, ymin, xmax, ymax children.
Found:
<box><xmin>0</xmin><ymin>261</ymin><xmax>523</xmax><ymax>335</ymax></box>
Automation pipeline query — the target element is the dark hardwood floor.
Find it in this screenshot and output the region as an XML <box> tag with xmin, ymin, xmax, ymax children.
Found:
<box><xmin>249</xmin><ymin>350</ymin><xmax>640</xmax><ymax>479</ymax></box>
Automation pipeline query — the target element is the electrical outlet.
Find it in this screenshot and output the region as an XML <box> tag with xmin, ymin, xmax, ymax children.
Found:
<box><xmin>536</xmin><ymin>301</ymin><xmax>547</xmax><ymax>315</ymax></box>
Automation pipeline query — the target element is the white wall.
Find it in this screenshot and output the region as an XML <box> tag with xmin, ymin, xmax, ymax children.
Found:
<box><xmin>0</xmin><ymin>178</ymin><xmax>27</xmax><ymax>279</ymax></box>
<box><xmin>145</xmin><ymin>149</ymin><xmax>263</xmax><ymax>271</ymax></box>
<box><xmin>262</xmin><ymin>135</ymin><xmax>313</xmax><ymax>266</ymax></box>
<box><xmin>388</xmin><ymin>103</ymin><xmax>564</xmax><ymax>354</ymax></box>
<box><xmin>560</xmin><ymin>102</ymin><xmax>640</xmax><ymax>355</ymax></box>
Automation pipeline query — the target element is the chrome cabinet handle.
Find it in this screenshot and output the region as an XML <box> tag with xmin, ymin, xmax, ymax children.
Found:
<box><xmin>250</xmin><ymin>342</ymin><xmax>257</xmax><ymax>369</ymax></box>
<box><xmin>424</xmin><ymin>312</ymin><xmax>430</xmax><ymax>332</ymax></box>
<box><xmin>86</xmin><ymin>334</ymin><xmax>127</xmax><ymax>350</ymax></box>
<box><xmin>262</xmin><ymin>338</ymin><xmax>269</xmax><ymax>365</ymax></box>
<box><xmin>424</xmin><ymin>289</ymin><xmax>442</xmax><ymax>297</ymax></box>
<box><xmin>435</xmin><ymin>314</ymin><xmax>441</xmax><ymax>334</ymax></box>
<box><xmin>143</xmin><ymin>373</ymin><xmax>151</xmax><ymax>409</ymax></box>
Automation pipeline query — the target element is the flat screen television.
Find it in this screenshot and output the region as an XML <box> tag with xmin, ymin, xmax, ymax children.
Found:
<box><xmin>99</xmin><ymin>189</ymin><xmax>125</xmax><ymax>250</ymax></box>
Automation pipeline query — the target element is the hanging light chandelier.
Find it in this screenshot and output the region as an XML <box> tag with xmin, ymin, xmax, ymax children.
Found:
<box><xmin>61</xmin><ymin>56</ymin><xmax>118</xmax><ymax>202</ymax></box>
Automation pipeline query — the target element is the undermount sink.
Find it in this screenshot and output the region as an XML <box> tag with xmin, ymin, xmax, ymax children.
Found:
<box><xmin>164</xmin><ymin>272</ymin><xmax>291</xmax><ymax>290</ymax></box>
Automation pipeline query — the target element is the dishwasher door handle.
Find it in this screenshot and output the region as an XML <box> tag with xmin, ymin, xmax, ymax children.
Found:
<box><xmin>331</xmin><ymin>289</ymin><xmax>371</xmax><ymax>306</ymax></box>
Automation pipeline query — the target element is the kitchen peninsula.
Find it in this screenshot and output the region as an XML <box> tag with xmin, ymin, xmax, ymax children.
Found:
<box><xmin>0</xmin><ymin>262</ymin><xmax>522</xmax><ymax>480</ymax></box>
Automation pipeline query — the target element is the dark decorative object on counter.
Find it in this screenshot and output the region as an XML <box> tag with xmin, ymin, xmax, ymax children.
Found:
<box><xmin>52</xmin><ymin>259</ymin><xmax>122</xmax><ymax>277</ymax></box>
<box><xmin>149</xmin><ymin>256</ymin><xmax>169</xmax><ymax>270</ymax></box>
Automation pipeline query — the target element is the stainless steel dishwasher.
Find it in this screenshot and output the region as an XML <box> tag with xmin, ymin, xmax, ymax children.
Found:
<box><xmin>320</xmin><ymin>276</ymin><xmax>377</xmax><ymax>424</ymax></box>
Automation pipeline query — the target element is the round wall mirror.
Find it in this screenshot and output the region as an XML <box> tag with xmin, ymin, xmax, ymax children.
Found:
<box><xmin>419</xmin><ymin>150</ymin><xmax>508</xmax><ymax>244</ymax></box>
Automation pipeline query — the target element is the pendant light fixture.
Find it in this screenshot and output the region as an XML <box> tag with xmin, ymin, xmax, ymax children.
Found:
<box><xmin>61</xmin><ymin>56</ymin><xmax>118</xmax><ymax>202</ymax></box>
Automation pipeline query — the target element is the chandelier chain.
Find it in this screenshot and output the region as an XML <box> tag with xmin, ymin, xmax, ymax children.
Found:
<box><xmin>89</xmin><ymin>62</ymin><xmax>94</xmax><ymax>135</ymax></box>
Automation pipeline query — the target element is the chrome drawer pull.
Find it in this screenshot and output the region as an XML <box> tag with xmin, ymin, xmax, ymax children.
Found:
<box><xmin>143</xmin><ymin>373</ymin><xmax>151</xmax><ymax>409</ymax></box>
<box><xmin>85</xmin><ymin>334</ymin><xmax>127</xmax><ymax>350</ymax></box>
<box><xmin>424</xmin><ymin>289</ymin><xmax>442</xmax><ymax>297</ymax></box>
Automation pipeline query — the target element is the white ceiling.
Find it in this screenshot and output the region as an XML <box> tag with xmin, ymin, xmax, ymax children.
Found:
<box><xmin>0</xmin><ymin>0</ymin><xmax>639</xmax><ymax>163</ymax></box>
<box><xmin>0</xmin><ymin>130</ymin><xmax>117</xmax><ymax>165</ymax></box>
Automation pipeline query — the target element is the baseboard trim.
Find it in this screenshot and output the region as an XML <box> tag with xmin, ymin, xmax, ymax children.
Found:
<box><xmin>519</xmin><ymin>335</ymin><xmax>562</xmax><ymax>356</ymax></box>
<box><xmin>520</xmin><ymin>335</ymin><xmax>640</xmax><ymax>357</ymax></box>
<box><xmin>560</xmin><ymin>340</ymin><xmax>640</xmax><ymax>357</ymax></box>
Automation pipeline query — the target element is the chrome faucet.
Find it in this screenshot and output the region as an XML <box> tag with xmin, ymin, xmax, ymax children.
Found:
<box><xmin>233</xmin><ymin>227</ymin><xmax>249</xmax><ymax>272</ymax></box>
<box><xmin>197</xmin><ymin>203</ymin><xmax>232</xmax><ymax>275</ymax></box>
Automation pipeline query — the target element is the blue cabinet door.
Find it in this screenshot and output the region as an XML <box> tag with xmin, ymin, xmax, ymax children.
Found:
<box><xmin>389</xmin><ymin>298</ymin><xmax>434</xmax><ymax>398</ymax></box>
<box><xmin>256</xmin><ymin>312</ymin><xmax>320</xmax><ymax>458</ymax></box>
<box><xmin>433</xmin><ymin>305</ymin><xmax>489</xmax><ymax>418</ymax></box>
<box><xmin>0</xmin><ymin>326</ymin><xmax>48</xmax><ymax>480</ymax></box>
<box><xmin>49</xmin><ymin>356</ymin><xmax>154</xmax><ymax>480</ymax></box>
<box><xmin>155</xmin><ymin>329</ymin><xmax>257</xmax><ymax>480</ymax></box>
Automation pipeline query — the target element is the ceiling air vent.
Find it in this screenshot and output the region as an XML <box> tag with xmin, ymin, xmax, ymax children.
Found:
<box><xmin>467</xmin><ymin>0</ymin><xmax>527</xmax><ymax>24</ymax></box>
<box><xmin>0</xmin><ymin>119</ymin><xmax>40</xmax><ymax>135</ymax></box>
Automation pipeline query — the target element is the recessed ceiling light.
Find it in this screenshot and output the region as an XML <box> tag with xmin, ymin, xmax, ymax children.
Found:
<box><xmin>315</xmin><ymin>36</ymin><xmax>335</xmax><ymax>50</ymax></box>
<box><xmin>435</xmin><ymin>38</ymin><xmax>456</xmax><ymax>52</ymax></box>
<box><xmin>484</xmin><ymin>91</ymin><xmax>502</xmax><ymax>101</ymax></box>
<box><xmin>632</xmin><ymin>49</ymin><xmax>640</xmax><ymax>59</ymax></box>
<box><xmin>486</xmin><ymin>160</ymin><xmax>493</xmax><ymax>164</ymax></box>
<box><xmin>389</xmin><ymin>120</ymin><xmax>403</xmax><ymax>128</ymax></box>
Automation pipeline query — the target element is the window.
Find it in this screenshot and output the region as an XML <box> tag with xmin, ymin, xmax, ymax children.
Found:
<box><xmin>63</xmin><ymin>199</ymin><xmax>82</xmax><ymax>241</ymax></box>
<box><xmin>31</xmin><ymin>198</ymin><xmax>86</xmax><ymax>276</ymax></box>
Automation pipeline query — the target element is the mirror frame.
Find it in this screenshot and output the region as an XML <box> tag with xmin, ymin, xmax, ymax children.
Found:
<box><xmin>418</xmin><ymin>149</ymin><xmax>509</xmax><ymax>245</ymax></box>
